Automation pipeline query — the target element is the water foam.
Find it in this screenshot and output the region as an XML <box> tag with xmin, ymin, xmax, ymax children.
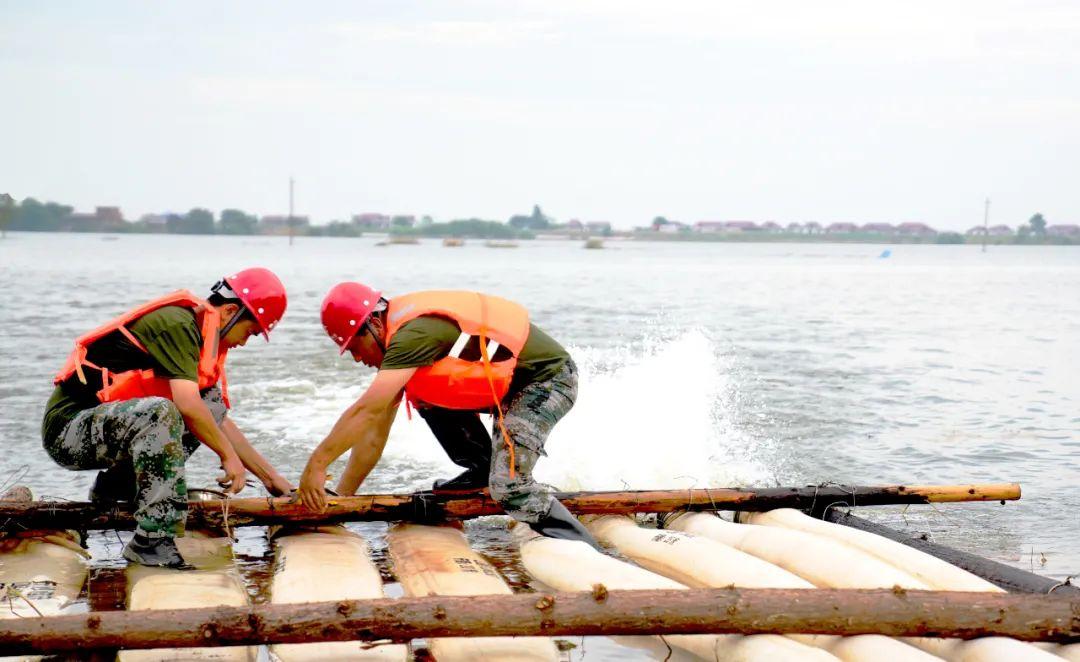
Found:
<box><xmin>235</xmin><ymin>329</ymin><xmax>773</xmax><ymax>493</ymax></box>
<box><xmin>534</xmin><ymin>328</ymin><xmax>772</xmax><ymax>491</ymax></box>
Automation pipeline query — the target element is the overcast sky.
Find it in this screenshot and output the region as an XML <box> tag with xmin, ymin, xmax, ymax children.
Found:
<box><xmin>2</xmin><ymin>1</ymin><xmax>1078</xmax><ymax>230</ymax></box>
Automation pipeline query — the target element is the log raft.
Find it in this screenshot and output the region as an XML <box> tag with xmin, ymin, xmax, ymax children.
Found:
<box><xmin>0</xmin><ymin>588</ymin><xmax>1075</xmax><ymax>655</ymax></box>
<box><xmin>0</xmin><ymin>483</ymin><xmax>1021</xmax><ymax>531</ymax></box>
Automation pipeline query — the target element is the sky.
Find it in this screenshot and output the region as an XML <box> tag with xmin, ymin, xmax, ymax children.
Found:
<box><xmin>2</xmin><ymin>1</ymin><xmax>1078</xmax><ymax>230</ymax></box>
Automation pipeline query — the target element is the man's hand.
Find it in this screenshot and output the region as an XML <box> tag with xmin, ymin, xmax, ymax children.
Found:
<box><xmin>217</xmin><ymin>454</ymin><xmax>247</xmax><ymax>495</ymax></box>
<box><xmin>299</xmin><ymin>463</ymin><xmax>328</xmax><ymax>512</ymax></box>
<box><xmin>264</xmin><ymin>476</ymin><xmax>294</xmax><ymax>497</ymax></box>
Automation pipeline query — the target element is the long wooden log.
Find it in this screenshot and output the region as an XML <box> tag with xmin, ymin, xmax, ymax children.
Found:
<box><xmin>0</xmin><ymin>588</ymin><xmax>1074</xmax><ymax>654</ymax></box>
<box><xmin>823</xmin><ymin>508</ymin><xmax>1080</xmax><ymax>596</ymax></box>
<box><xmin>0</xmin><ymin>483</ymin><xmax>1020</xmax><ymax>531</ymax></box>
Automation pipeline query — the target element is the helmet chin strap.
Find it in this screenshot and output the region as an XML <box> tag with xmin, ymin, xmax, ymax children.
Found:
<box><xmin>219</xmin><ymin>306</ymin><xmax>246</xmax><ymax>341</ymax></box>
<box><xmin>363</xmin><ymin>317</ymin><xmax>386</xmax><ymax>354</ymax></box>
<box><xmin>211</xmin><ymin>280</ymin><xmax>248</xmax><ymax>341</ymax></box>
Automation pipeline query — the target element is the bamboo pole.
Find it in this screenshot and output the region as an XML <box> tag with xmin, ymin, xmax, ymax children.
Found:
<box><xmin>0</xmin><ymin>588</ymin><xmax>1074</xmax><ymax>654</ymax></box>
<box><xmin>0</xmin><ymin>483</ymin><xmax>1021</xmax><ymax>531</ymax></box>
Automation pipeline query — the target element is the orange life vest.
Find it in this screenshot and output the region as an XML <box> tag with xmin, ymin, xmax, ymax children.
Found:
<box><xmin>53</xmin><ymin>290</ymin><xmax>229</xmax><ymax>407</ymax></box>
<box><xmin>386</xmin><ymin>290</ymin><xmax>530</xmax><ymax>411</ymax></box>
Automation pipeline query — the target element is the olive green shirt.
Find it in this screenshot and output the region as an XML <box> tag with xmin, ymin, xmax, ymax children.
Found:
<box><xmin>42</xmin><ymin>306</ymin><xmax>203</xmax><ymax>444</ymax></box>
<box><xmin>381</xmin><ymin>316</ymin><xmax>569</xmax><ymax>402</ymax></box>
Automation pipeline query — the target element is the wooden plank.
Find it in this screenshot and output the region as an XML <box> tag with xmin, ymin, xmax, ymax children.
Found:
<box><xmin>0</xmin><ymin>588</ymin><xmax>1075</xmax><ymax>654</ymax></box>
<box><xmin>0</xmin><ymin>483</ymin><xmax>1022</xmax><ymax>531</ymax></box>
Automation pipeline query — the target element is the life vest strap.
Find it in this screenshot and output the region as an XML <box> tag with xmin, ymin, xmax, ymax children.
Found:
<box><xmin>116</xmin><ymin>325</ymin><xmax>147</xmax><ymax>353</ymax></box>
<box><xmin>448</xmin><ymin>332</ymin><xmax>501</xmax><ymax>361</ymax></box>
<box><xmin>476</xmin><ymin>293</ymin><xmax>516</xmax><ymax>479</ymax></box>
<box><xmin>448</xmin><ymin>332</ymin><xmax>470</xmax><ymax>359</ymax></box>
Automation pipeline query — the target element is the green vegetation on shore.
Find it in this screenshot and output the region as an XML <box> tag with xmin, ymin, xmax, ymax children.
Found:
<box><xmin>0</xmin><ymin>195</ymin><xmax>1076</xmax><ymax>245</ymax></box>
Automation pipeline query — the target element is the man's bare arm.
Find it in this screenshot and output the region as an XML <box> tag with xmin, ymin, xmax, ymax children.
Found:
<box><xmin>299</xmin><ymin>368</ymin><xmax>416</xmax><ymax>511</ymax></box>
<box><xmin>220</xmin><ymin>417</ymin><xmax>293</xmax><ymax>496</ymax></box>
<box><xmin>169</xmin><ymin>379</ymin><xmax>246</xmax><ymax>494</ymax></box>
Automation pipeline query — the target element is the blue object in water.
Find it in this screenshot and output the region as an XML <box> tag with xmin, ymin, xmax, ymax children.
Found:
<box><xmin>879</xmin><ymin>249</ymin><xmax>892</xmax><ymax>259</ymax></box>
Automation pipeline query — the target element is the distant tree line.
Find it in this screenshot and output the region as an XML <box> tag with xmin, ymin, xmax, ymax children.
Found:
<box><xmin>0</xmin><ymin>197</ymin><xmax>564</xmax><ymax>240</ymax></box>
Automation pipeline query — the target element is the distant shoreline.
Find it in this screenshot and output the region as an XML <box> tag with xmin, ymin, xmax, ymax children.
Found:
<box><xmin>3</xmin><ymin>229</ymin><xmax>1078</xmax><ymax>247</ymax></box>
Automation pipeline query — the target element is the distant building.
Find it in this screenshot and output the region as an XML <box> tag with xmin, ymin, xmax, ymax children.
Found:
<box><xmin>138</xmin><ymin>213</ymin><xmax>168</xmax><ymax>233</ymax></box>
<box><xmin>694</xmin><ymin>221</ymin><xmax>726</xmax><ymax>233</ymax></box>
<box><xmin>658</xmin><ymin>222</ymin><xmax>688</xmax><ymax>233</ymax></box>
<box><xmin>861</xmin><ymin>222</ymin><xmax>895</xmax><ymax>234</ymax></box>
<box><xmin>1047</xmin><ymin>224</ymin><xmax>1080</xmax><ymax>237</ymax></box>
<box><xmin>585</xmin><ymin>221</ymin><xmax>612</xmax><ymax>234</ymax></box>
<box><xmin>826</xmin><ymin>222</ymin><xmax>859</xmax><ymax>234</ymax></box>
<box><xmin>723</xmin><ymin>221</ymin><xmax>759</xmax><ymax>232</ymax></box>
<box><xmin>351</xmin><ymin>213</ymin><xmax>390</xmax><ymax>230</ymax></box>
<box><xmin>260</xmin><ymin>215</ymin><xmax>310</xmax><ymax>235</ymax></box>
<box><xmin>968</xmin><ymin>225</ymin><xmax>1014</xmax><ymax>237</ymax></box>
<box><xmin>895</xmin><ymin>222</ymin><xmax>937</xmax><ymax>237</ymax></box>
<box><xmin>64</xmin><ymin>206</ymin><xmax>127</xmax><ymax>232</ymax></box>
<box><xmin>694</xmin><ymin>220</ymin><xmax>759</xmax><ymax>233</ymax></box>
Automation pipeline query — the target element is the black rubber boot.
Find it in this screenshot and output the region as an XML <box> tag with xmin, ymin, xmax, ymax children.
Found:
<box><xmin>431</xmin><ymin>468</ymin><xmax>489</xmax><ymax>493</ymax></box>
<box><xmin>89</xmin><ymin>462</ymin><xmax>136</xmax><ymax>507</ymax></box>
<box><xmin>122</xmin><ymin>534</ymin><xmax>193</xmax><ymax>569</ymax></box>
<box><xmin>528</xmin><ymin>500</ymin><xmax>602</xmax><ymax>551</ymax></box>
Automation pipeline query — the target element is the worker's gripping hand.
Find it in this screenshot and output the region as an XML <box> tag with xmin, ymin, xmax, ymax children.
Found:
<box><xmin>217</xmin><ymin>455</ymin><xmax>247</xmax><ymax>495</ymax></box>
<box><xmin>298</xmin><ymin>464</ymin><xmax>328</xmax><ymax>512</ymax></box>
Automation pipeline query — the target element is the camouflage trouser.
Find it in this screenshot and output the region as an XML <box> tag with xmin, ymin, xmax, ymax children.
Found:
<box><xmin>43</xmin><ymin>387</ymin><xmax>227</xmax><ymax>539</ymax></box>
<box><xmin>418</xmin><ymin>359</ymin><xmax>577</xmax><ymax>523</ymax></box>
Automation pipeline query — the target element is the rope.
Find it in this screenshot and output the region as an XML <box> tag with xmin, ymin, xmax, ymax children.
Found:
<box><xmin>0</xmin><ymin>465</ymin><xmax>30</xmax><ymax>497</ymax></box>
<box><xmin>1046</xmin><ymin>575</ymin><xmax>1074</xmax><ymax>594</ymax></box>
<box><xmin>3</xmin><ymin>586</ymin><xmax>44</xmax><ymax>618</ymax></box>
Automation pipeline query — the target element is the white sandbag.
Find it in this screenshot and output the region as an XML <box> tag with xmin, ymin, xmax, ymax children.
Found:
<box><xmin>269</xmin><ymin>526</ymin><xmax>407</xmax><ymax>661</ymax></box>
<box><xmin>667</xmin><ymin>513</ymin><xmax>1061</xmax><ymax>662</ymax></box>
<box><xmin>586</xmin><ymin>515</ymin><xmax>940</xmax><ymax>662</ymax></box>
<box><xmin>666</xmin><ymin>512</ymin><xmax>929</xmax><ymax>590</ymax></box>
<box><xmin>120</xmin><ymin>532</ymin><xmax>256</xmax><ymax>662</ymax></box>
<box><xmin>743</xmin><ymin>509</ymin><xmax>1002</xmax><ymax>592</ymax></box>
<box><xmin>0</xmin><ymin>487</ymin><xmax>90</xmax><ymax>662</ymax></box>
<box><xmin>511</xmin><ymin>522</ymin><xmax>839</xmax><ymax>661</ymax></box>
<box><xmin>387</xmin><ymin>522</ymin><xmax>558</xmax><ymax>662</ymax></box>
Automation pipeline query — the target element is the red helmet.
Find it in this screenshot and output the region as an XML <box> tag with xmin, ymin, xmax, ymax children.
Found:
<box><xmin>222</xmin><ymin>267</ymin><xmax>288</xmax><ymax>340</ymax></box>
<box><xmin>321</xmin><ymin>282</ymin><xmax>382</xmax><ymax>354</ymax></box>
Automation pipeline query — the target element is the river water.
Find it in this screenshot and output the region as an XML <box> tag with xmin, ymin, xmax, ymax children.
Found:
<box><xmin>1</xmin><ymin>232</ymin><xmax>1077</xmax><ymax>658</ymax></box>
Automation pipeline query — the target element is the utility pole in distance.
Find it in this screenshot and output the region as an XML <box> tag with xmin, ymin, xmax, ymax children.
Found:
<box><xmin>982</xmin><ymin>198</ymin><xmax>990</xmax><ymax>253</ymax></box>
<box><xmin>287</xmin><ymin>176</ymin><xmax>295</xmax><ymax>248</ymax></box>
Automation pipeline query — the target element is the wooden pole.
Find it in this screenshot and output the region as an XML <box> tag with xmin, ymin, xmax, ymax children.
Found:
<box><xmin>823</xmin><ymin>508</ymin><xmax>1080</xmax><ymax>596</ymax></box>
<box><xmin>0</xmin><ymin>588</ymin><xmax>1074</xmax><ymax>654</ymax></box>
<box><xmin>0</xmin><ymin>483</ymin><xmax>1021</xmax><ymax>532</ymax></box>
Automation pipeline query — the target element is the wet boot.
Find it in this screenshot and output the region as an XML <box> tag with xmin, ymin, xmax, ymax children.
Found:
<box><xmin>529</xmin><ymin>500</ymin><xmax>602</xmax><ymax>551</ymax></box>
<box><xmin>89</xmin><ymin>462</ymin><xmax>136</xmax><ymax>507</ymax></box>
<box><xmin>122</xmin><ymin>534</ymin><xmax>193</xmax><ymax>569</ymax></box>
<box><xmin>431</xmin><ymin>467</ymin><xmax>489</xmax><ymax>493</ymax></box>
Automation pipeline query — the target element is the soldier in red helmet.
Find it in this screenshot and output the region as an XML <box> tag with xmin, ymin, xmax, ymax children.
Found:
<box><xmin>299</xmin><ymin>283</ymin><xmax>599</xmax><ymax>548</ymax></box>
<box><xmin>42</xmin><ymin>268</ymin><xmax>293</xmax><ymax>567</ymax></box>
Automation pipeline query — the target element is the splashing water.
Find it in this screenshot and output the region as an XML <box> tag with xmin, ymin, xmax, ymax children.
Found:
<box><xmin>232</xmin><ymin>328</ymin><xmax>774</xmax><ymax>495</ymax></box>
<box><xmin>537</xmin><ymin>328</ymin><xmax>773</xmax><ymax>491</ymax></box>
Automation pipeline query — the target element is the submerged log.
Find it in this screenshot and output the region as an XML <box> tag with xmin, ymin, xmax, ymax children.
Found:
<box><xmin>0</xmin><ymin>587</ymin><xmax>1075</xmax><ymax>654</ymax></box>
<box><xmin>823</xmin><ymin>508</ymin><xmax>1080</xmax><ymax>596</ymax></box>
<box><xmin>0</xmin><ymin>483</ymin><xmax>1021</xmax><ymax>531</ymax></box>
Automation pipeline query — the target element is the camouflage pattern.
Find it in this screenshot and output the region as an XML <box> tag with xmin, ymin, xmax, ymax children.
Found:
<box><xmin>489</xmin><ymin>359</ymin><xmax>577</xmax><ymax>522</ymax></box>
<box><xmin>420</xmin><ymin>359</ymin><xmax>577</xmax><ymax>523</ymax></box>
<box><xmin>43</xmin><ymin>387</ymin><xmax>227</xmax><ymax>539</ymax></box>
